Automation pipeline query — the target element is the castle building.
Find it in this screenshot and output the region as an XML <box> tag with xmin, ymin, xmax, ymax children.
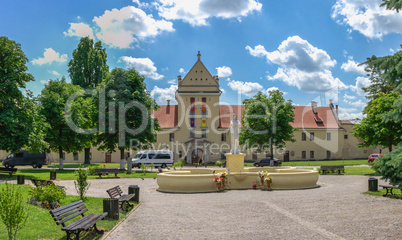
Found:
<box><xmin>0</xmin><ymin>52</ymin><xmax>385</xmax><ymax>164</ymax></box>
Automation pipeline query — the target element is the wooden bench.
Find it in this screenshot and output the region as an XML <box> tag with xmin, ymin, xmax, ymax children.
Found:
<box><xmin>0</xmin><ymin>167</ymin><xmax>17</xmax><ymax>177</ymax></box>
<box><xmin>95</xmin><ymin>168</ymin><xmax>120</xmax><ymax>178</ymax></box>
<box><xmin>31</xmin><ymin>179</ymin><xmax>65</xmax><ymax>188</ymax></box>
<box><xmin>106</xmin><ymin>185</ymin><xmax>135</xmax><ymax>211</ymax></box>
<box><xmin>49</xmin><ymin>200</ymin><xmax>107</xmax><ymax>240</ymax></box>
<box><xmin>379</xmin><ymin>185</ymin><xmax>402</xmax><ymax>199</ymax></box>
<box><xmin>320</xmin><ymin>165</ymin><xmax>344</xmax><ymax>175</ymax></box>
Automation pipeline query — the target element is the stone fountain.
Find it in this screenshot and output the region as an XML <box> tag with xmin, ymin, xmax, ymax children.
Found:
<box><xmin>156</xmin><ymin>114</ymin><xmax>319</xmax><ymax>193</ymax></box>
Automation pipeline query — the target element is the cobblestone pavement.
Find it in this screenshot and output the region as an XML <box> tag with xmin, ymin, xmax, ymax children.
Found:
<box><xmin>51</xmin><ymin>175</ymin><xmax>401</xmax><ymax>240</ymax></box>
<box><xmin>2</xmin><ymin>175</ymin><xmax>400</xmax><ymax>239</ymax></box>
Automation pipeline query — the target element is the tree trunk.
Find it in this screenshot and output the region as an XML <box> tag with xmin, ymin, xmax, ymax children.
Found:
<box><xmin>120</xmin><ymin>148</ymin><xmax>125</xmax><ymax>170</ymax></box>
<box><xmin>270</xmin><ymin>137</ymin><xmax>274</xmax><ymax>167</ymax></box>
<box><xmin>59</xmin><ymin>146</ymin><xmax>63</xmax><ymax>170</ymax></box>
<box><xmin>389</xmin><ymin>145</ymin><xmax>392</xmax><ymax>153</ymax></box>
<box><xmin>84</xmin><ymin>148</ymin><xmax>90</xmax><ymax>164</ymax></box>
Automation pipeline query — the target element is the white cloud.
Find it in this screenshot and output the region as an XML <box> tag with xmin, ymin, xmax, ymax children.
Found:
<box><xmin>216</xmin><ymin>66</ymin><xmax>232</xmax><ymax>78</ymax></box>
<box><xmin>349</xmin><ymin>76</ymin><xmax>372</xmax><ymax>95</ymax></box>
<box><xmin>227</xmin><ymin>79</ymin><xmax>263</xmax><ymax>97</ymax></box>
<box><xmin>341</xmin><ymin>59</ymin><xmax>366</xmax><ymax>75</ymax></box>
<box><xmin>122</xmin><ymin>56</ymin><xmax>164</xmax><ymax>80</ymax></box>
<box><xmin>64</xmin><ymin>22</ymin><xmax>95</xmax><ymax>39</ymax></box>
<box><xmin>93</xmin><ymin>6</ymin><xmax>174</xmax><ymax>48</ymax></box>
<box><xmin>344</xmin><ymin>93</ymin><xmax>356</xmax><ymax>100</ymax></box>
<box><xmin>268</xmin><ymin>68</ymin><xmax>347</xmax><ymax>93</ymax></box>
<box><xmin>338</xmin><ymin>107</ymin><xmax>364</xmax><ymax>120</ymax></box>
<box><xmin>40</xmin><ymin>80</ymin><xmax>50</xmax><ymax>84</ymax></box>
<box><xmin>49</xmin><ymin>70</ymin><xmax>60</xmax><ymax>76</ymax></box>
<box><xmin>151</xmin><ymin>84</ymin><xmax>178</xmax><ymax>104</ymax></box>
<box><xmin>344</xmin><ymin>98</ymin><xmax>366</xmax><ymax>108</ymax></box>
<box><xmin>31</xmin><ymin>48</ymin><xmax>68</xmax><ymax>65</ymax></box>
<box><xmin>266</xmin><ymin>86</ymin><xmax>279</xmax><ymax>92</ymax></box>
<box><xmin>167</xmin><ymin>79</ymin><xmax>176</xmax><ymax>84</ymax></box>
<box><xmin>179</xmin><ymin>68</ymin><xmax>186</xmax><ymax>75</ymax></box>
<box><xmin>247</xmin><ymin>36</ymin><xmax>346</xmax><ymax>93</ymax></box>
<box><xmin>245</xmin><ymin>44</ymin><xmax>268</xmax><ymax>57</ymax></box>
<box><xmin>332</xmin><ymin>0</ymin><xmax>402</xmax><ymax>39</ymax></box>
<box><xmin>156</xmin><ymin>0</ymin><xmax>262</xmax><ymax>26</ymax></box>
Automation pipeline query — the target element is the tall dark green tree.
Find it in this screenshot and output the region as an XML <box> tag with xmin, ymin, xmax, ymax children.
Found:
<box><xmin>40</xmin><ymin>78</ymin><xmax>89</xmax><ymax>169</ymax></box>
<box><xmin>68</xmin><ymin>37</ymin><xmax>109</xmax><ymax>164</ymax></box>
<box><xmin>95</xmin><ymin>68</ymin><xmax>160</xmax><ymax>169</ymax></box>
<box><xmin>240</xmin><ymin>90</ymin><xmax>295</xmax><ymax>165</ymax></box>
<box><xmin>0</xmin><ymin>36</ymin><xmax>35</xmax><ymax>152</ymax></box>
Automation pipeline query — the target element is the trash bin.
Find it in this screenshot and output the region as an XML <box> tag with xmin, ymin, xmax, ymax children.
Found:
<box><xmin>368</xmin><ymin>178</ymin><xmax>378</xmax><ymax>191</ymax></box>
<box><xmin>17</xmin><ymin>175</ymin><xmax>25</xmax><ymax>185</ymax></box>
<box><xmin>103</xmin><ymin>198</ymin><xmax>119</xmax><ymax>220</ymax></box>
<box><xmin>128</xmin><ymin>185</ymin><xmax>139</xmax><ymax>202</ymax></box>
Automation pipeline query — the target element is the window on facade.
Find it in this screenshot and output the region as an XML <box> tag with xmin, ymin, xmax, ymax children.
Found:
<box><xmin>326</xmin><ymin>150</ymin><xmax>331</xmax><ymax>159</ymax></box>
<box><xmin>169</xmin><ymin>133</ymin><xmax>174</xmax><ymax>142</ymax></box>
<box><xmin>327</xmin><ymin>133</ymin><xmax>331</xmax><ymax>141</ymax></box>
<box><xmin>310</xmin><ymin>132</ymin><xmax>314</xmax><ymax>141</ymax></box>
<box><xmin>302</xmin><ymin>151</ymin><xmax>306</xmax><ymax>159</ymax></box>
<box><xmin>190</xmin><ymin>97</ymin><xmax>195</xmax><ymax>114</ymax></box>
<box><xmin>302</xmin><ymin>132</ymin><xmax>306</xmax><ymax>141</ymax></box>
<box><xmin>344</xmin><ymin>134</ymin><xmax>348</xmax><ymax>139</ymax></box>
<box><xmin>310</xmin><ymin>151</ymin><xmax>314</xmax><ymax>159</ymax></box>
<box><xmin>73</xmin><ymin>152</ymin><xmax>79</xmax><ymax>161</ymax></box>
<box><xmin>221</xmin><ymin>152</ymin><xmax>226</xmax><ymax>160</ymax></box>
<box><xmin>221</xmin><ymin>133</ymin><xmax>226</xmax><ymax>141</ymax></box>
<box><xmin>189</xmin><ymin>128</ymin><xmax>195</xmax><ymax>138</ymax></box>
<box><xmin>202</xmin><ymin>97</ymin><xmax>207</xmax><ymax>114</ymax></box>
<box><xmin>201</xmin><ymin>129</ymin><xmax>207</xmax><ymax>138</ymax></box>
<box><xmin>179</xmin><ymin>151</ymin><xmax>182</xmax><ymax>158</ymax></box>
<box><xmin>252</xmin><ymin>152</ymin><xmax>258</xmax><ymax>160</ymax></box>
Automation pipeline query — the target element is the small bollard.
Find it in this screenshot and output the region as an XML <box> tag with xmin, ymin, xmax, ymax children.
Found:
<box><xmin>103</xmin><ymin>198</ymin><xmax>119</xmax><ymax>220</ymax></box>
<box><xmin>128</xmin><ymin>185</ymin><xmax>140</xmax><ymax>202</ymax></box>
<box><xmin>17</xmin><ymin>175</ymin><xmax>25</xmax><ymax>185</ymax></box>
<box><xmin>368</xmin><ymin>178</ymin><xmax>378</xmax><ymax>191</ymax></box>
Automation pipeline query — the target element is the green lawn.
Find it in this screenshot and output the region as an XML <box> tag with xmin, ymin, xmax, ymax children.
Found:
<box><xmin>364</xmin><ymin>188</ymin><xmax>402</xmax><ymax>200</ymax></box>
<box><xmin>0</xmin><ymin>169</ymin><xmax>157</xmax><ymax>181</ymax></box>
<box><xmin>0</xmin><ymin>184</ymin><xmax>135</xmax><ymax>240</ymax></box>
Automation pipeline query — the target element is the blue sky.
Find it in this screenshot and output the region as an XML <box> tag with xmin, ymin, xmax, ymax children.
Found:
<box><xmin>1</xmin><ymin>0</ymin><xmax>402</xmax><ymax>120</ymax></box>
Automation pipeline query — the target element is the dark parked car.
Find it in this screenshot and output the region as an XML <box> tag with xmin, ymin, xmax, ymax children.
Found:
<box><xmin>253</xmin><ymin>158</ymin><xmax>280</xmax><ymax>167</ymax></box>
<box><xmin>2</xmin><ymin>150</ymin><xmax>48</xmax><ymax>168</ymax></box>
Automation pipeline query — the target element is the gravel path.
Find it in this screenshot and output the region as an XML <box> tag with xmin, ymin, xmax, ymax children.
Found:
<box><xmin>2</xmin><ymin>175</ymin><xmax>400</xmax><ymax>239</ymax></box>
<box><xmin>44</xmin><ymin>175</ymin><xmax>401</xmax><ymax>240</ymax></box>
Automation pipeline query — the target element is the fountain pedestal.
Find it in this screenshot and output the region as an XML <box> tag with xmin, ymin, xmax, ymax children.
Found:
<box><xmin>225</xmin><ymin>153</ymin><xmax>246</xmax><ymax>172</ymax></box>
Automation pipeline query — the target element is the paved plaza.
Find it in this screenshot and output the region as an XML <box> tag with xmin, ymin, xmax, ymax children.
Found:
<box><xmin>48</xmin><ymin>174</ymin><xmax>402</xmax><ymax>240</ymax></box>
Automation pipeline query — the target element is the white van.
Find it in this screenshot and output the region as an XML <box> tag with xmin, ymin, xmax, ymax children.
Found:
<box><xmin>131</xmin><ymin>150</ymin><xmax>174</xmax><ymax>169</ymax></box>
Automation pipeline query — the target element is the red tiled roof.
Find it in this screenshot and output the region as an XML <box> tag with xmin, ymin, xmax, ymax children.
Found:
<box><xmin>152</xmin><ymin>105</ymin><xmax>340</xmax><ymax>129</ymax></box>
<box><xmin>219</xmin><ymin>105</ymin><xmax>245</xmax><ymax>128</ymax></box>
<box><xmin>151</xmin><ymin>105</ymin><xmax>178</xmax><ymax>128</ymax></box>
<box><xmin>291</xmin><ymin>106</ymin><xmax>340</xmax><ymax>129</ymax></box>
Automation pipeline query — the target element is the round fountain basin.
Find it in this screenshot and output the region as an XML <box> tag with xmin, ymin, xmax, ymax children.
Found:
<box><xmin>157</xmin><ymin>167</ymin><xmax>319</xmax><ymax>193</ymax></box>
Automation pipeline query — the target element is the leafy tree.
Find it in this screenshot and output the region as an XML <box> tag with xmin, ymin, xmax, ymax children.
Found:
<box><xmin>39</xmin><ymin>78</ymin><xmax>89</xmax><ymax>169</ymax></box>
<box><xmin>95</xmin><ymin>68</ymin><xmax>160</xmax><ymax>169</ymax></box>
<box><xmin>68</xmin><ymin>37</ymin><xmax>109</xmax><ymax>164</ymax></box>
<box><xmin>240</xmin><ymin>90</ymin><xmax>295</xmax><ymax>165</ymax></box>
<box><xmin>372</xmin><ymin>143</ymin><xmax>402</xmax><ymax>188</ymax></box>
<box><xmin>381</xmin><ymin>0</ymin><xmax>402</xmax><ymax>12</ymax></box>
<box><xmin>353</xmin><ymin>92</ymin><xmax>401</xmax><ymax>152</ymax></box>
<box><xmin>362</xmin><ymin>48</ymin><xmax>402</xmax><ymax>103</ymax></box>
<box><xmin>24</xmin><ymin>91</ymin><xmax>49</xmax><ymax>153</ymax></box>
<box><xmin>0</xmin><ymin>36</ymin><xmax>35</xmax><ymax>152</ymax></box>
